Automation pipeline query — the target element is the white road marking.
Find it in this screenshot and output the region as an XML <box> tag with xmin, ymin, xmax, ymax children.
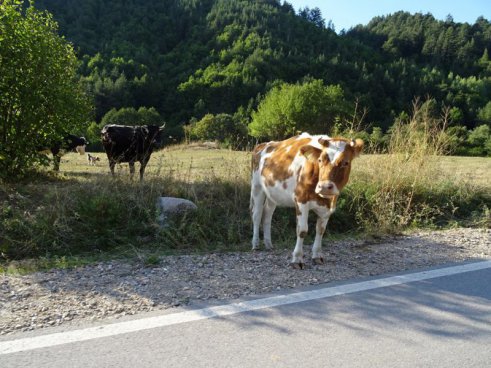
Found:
<box><xmin>1</xmin><ymin>260</ymin><xmax>490</xmax><ymax>355</ymax></box>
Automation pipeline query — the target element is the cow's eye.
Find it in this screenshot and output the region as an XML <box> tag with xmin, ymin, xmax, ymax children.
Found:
<box><xmin>342</xmin><ymin>161</ymin><xmax>349</xmax><ymax>167</ymax></box>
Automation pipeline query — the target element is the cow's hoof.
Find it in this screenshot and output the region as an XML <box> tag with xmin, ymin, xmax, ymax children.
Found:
<box><xmin>290</xmin><ymin>262</ymin><xmax>305</xmax><ymax>270</ymax></box>
<box><xmin>312</xmin><ymin>257</ymin><xmax>324</xmax><ymax>265</ymax></box>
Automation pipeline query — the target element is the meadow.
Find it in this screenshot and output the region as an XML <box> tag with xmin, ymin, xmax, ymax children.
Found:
<box><xmin>1</xmin><ymin>141</ymin><xmax>489</xmax><ymax>273</ymax></box>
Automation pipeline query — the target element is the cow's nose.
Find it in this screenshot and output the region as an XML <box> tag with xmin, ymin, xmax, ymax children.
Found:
<box><xmin>315</xmin><ymin>181</ymin><xmax>339</xmax><ymax>197</ymax></box>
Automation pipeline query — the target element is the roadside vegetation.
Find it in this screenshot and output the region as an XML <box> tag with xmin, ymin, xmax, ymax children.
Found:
<box><xmin>1</xmin><ymin>105</ymin><xmax>490</xmax><ymax>273</ymax></box>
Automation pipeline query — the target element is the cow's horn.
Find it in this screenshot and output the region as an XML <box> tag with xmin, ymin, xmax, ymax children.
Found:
<box><xmin>159</xmin><ymin>122</ymin><xmax>166</xmax><ymax>131</ymax></box>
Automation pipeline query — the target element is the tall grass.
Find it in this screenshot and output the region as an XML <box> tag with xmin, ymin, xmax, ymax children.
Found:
<box><xmin>358</xmin><ymin>101</ymin><xmax>447</xmax><ymax>231</ymax></box>
<box><xmin>346</xmin><ymin>101</ymin><xmax>489</xmax><ymax>232</ymax></box>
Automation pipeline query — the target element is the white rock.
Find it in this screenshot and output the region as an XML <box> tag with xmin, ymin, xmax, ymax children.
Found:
<box><xmin>156</xmin><ymin>197</ymin><xmax>198</xmax><ymax>226</ymax></box>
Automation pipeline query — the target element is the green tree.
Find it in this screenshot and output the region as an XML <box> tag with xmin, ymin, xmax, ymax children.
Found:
<box><xmin>446</xmin><ymin>125</ymin><xmax>468</xmax><ymax>155</ymax></box>
<box><xmin>186</xmin><ymin>113</ymin><xmax>247</xmax><ymax>149</ymax></box>
<box><xmin>0</xmin><ymin>0</ymin><xmax>91</xmax><ymax>178</ymax></box>
<box><xmin>477</xmin><ymin>101</ymin><xmax>491</xmax><ymax>123</ymax></box>
<box><xmin>100</xmin><ymin>107</ymin><xmax>163</xmax><ymax>127</ymax></box>
<box><xmin>249</xmin><ymin>79</ymin><xmax>348</xmax><ymax>140</ymax></box>
<box><xmin>466</xmin><ymin>124</ymin><xmax>491</xmax><ymax>156</ymax></box>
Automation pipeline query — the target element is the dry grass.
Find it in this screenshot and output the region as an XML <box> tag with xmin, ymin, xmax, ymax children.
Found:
<box><xmin>351</xmin><ymin>155</ymin><xmax>490</xmax><ymax>187</ymax></box>
<box><xmin>57</xmin><ymin>146</ymin><xmax>491</xmax><ymax>189</ymax></box>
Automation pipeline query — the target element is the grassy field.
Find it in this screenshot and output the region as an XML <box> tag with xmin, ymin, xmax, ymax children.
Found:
<box><xmin>1</xmin><ymin>143</ymin><xmax>490</xmax><ymax>272</ymax></box>
<box><xmin>55</xmin><ymin>145</ymin><xmax>491</xmax><ymax>187</ymax></box>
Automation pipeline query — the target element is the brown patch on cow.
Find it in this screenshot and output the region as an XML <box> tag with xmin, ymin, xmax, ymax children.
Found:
<box><xmin>299</xmin><ymin>231</ymin><xmax>307</xmax><ymax>238</ymax></box>
<box><xmin>294</xmin><ymin>149</ymin><xmax>322</xmax><ymax>204</ymax></box>
<box><xmin>251</xmin><ymin>142</ymin><xmax>268</xmax><ymax>172</ymax></box>
<box><xmin>282</xmin><ymin>182</ymin><xmax>288</xmax><ymax>189</ymax></box>
<box><xmin>265</xmin><ymin>144</ymin><xmax>277</xmax><ymax>153</ymax></box>
<box><xmin>261</xmin><ymin>136</ymin><xmax>311</xmax><ymax>186</ymax></box>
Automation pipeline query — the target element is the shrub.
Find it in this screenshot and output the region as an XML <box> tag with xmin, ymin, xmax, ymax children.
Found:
<box><xmin>466</xmin><ymin>125</ymin><xmax>491</xmax><ymax>156</ymax></box>
<box><xmin>185</xmin><ymin>113</ymin><xmax>248</xmax><ymax>149</ymax></box>
<box><xmin>248</xmin><ymin>79</ymin><xmax>349</xmax><ymax>140</ymax></box>
<box><xmin>0</xmin><ymin>1</ymin><xmax>91</xmax><ymax>179</ymax></box>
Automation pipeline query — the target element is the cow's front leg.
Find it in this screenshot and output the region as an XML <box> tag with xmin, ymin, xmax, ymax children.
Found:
<box><xmin>140</xmin><ymin>157</ymin><xmax>150</xmax><ymax>181</ymax></box>
<box><xmin>311</xmin><ymin>209</ymin><xmax>331</xmax><ymax>265</ymax></box>
<box><xmin>53</xmin><ymin>155</ymin><xmax>61</xmax><ymax>171</ymax></box>
<box><xmin>262</xmin><ymin>198</ymin><xmax>276</xmax><ymax>250</ymax></box>
<box><xmin>109</xmin><ymin>160</ymin><xmax>116</xmax><ymax>177</ymax></box>
<box><xmin>291</xmin><ymin>203</ymin><xmax>309</xmax><ymax>269</ymax></box>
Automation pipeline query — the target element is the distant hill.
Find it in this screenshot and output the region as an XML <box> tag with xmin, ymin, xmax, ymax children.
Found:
<box><xmin>35</xmin><ymin>0</ymin><xmax>491</xmax><ymax>132</ymax></box>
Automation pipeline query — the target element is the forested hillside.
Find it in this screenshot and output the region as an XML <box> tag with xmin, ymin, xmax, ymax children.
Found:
<box><xmin>34</xmin><ymin>0</ymin><xmax>491</xmax><ymax>142</ymax></box>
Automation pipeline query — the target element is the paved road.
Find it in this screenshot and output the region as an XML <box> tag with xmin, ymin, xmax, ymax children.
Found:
<box><xmin>1</xmin><ymin>260</ymin><xmax>491</xmax><ymax>368</ymax></box>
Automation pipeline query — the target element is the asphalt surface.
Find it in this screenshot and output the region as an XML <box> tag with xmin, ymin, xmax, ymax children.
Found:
<box><xmin>1</xmin><ymin>260</ymin><xmax>490</xmax><ymax>368</ymax></box>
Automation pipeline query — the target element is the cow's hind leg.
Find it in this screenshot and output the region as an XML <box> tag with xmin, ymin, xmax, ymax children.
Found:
<box><xmin>250</xmin><ymin>182</ymin><xmax>266</xmax><ymax>251</ymax></box>
<box><xmin>262</xmin><ymin>198</ymin><xmax>276</xmax><ymax>250</ymax></box>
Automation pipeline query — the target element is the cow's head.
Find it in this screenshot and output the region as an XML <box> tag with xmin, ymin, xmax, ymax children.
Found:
<box><xmin>300</xmin><ymin>137</ymin><xmax>363</xmax><ymax>198</ymax></box>
<box><xmin>66</xmin><ymin>136</ymin><xmax>88</xmax><ymax>155</ymax></box>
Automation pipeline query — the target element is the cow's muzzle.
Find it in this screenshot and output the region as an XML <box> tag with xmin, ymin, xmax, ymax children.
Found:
<box><xmin>315</xmin><ymin>181</ymin><xmax>339</xmax><ymax>198</ymax></box>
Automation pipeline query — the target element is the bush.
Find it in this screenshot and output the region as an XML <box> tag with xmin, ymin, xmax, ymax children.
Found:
<box><xmin>248</xmin><ymin>79</ymin><xmax>349</xmax><ymax>140</ymax></box>
<box><xmin>0</xmin><ymin>1</ymin><xmax>91</xmax><ymax>179</ymax></box>
<box><xmin>466</xmin><ymin>125</ymin><xmax>491</xmax><ymax>156</ymax></box>
<box><xmin>185</xmin><ymin>113</ymin><xmax>248</xmax><ymax>149</ymax></box>
<box><xmin>100</xmin><ymin>106</ymin><xmax>164</xmax><ymax>127</ymax></box>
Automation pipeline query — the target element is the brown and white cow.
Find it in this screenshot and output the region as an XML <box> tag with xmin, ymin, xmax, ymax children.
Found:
<box><xmin>250</xmin><ymin>133</ymin><xmax>363</xmax><ymax>269</ymax></box>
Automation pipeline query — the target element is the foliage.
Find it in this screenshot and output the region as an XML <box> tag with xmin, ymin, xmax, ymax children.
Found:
<box><xmin>185</xmin><ymin>113</ymin><xmax>248</xmax><ymax>149</ymax></box>
<box><xmin>478</xmin><ymin>101</ymin><xmax>491</xmax><ymax>123</ymax></box>
<box><xmin>100</xmin><ymin>107</ymin><xmax>164</xmax><ymax>127</ymax></box>
<box><xmin>0</xmin><ymin>0</ymin><xmax>91</xmax><ymax>179</ymax></box>
<box><xmin>249</xmin><ymin>79</ymin><xmax>348</xmax><ymax>139</ymax></box>
<box><xmin>1</xmin><ymin>0</ymin><xmax>490</xmax><ymax>175</ymax></box>
<box><xmin>466</xmin><ymin>124</ymin><xmax>491</xmax><ymax>156</ymax></box>
<box><xmin>31</xmin><ymin>0</ymin><xmax>491</xmax><ymax>150</ymax></box>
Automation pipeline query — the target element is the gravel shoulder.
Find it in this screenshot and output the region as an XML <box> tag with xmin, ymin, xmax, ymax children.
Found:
<box><xmin>1</xmin><ymin>228</ymin><xmax>490</xmax><ymax>336</ymax></box>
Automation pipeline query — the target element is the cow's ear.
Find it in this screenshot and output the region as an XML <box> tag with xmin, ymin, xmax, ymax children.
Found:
<box><xmin>350</xmin><ymin>138</ymin><xmax>364</xmax><ymax>158</ymax></box>
<box><xmin>300</xmin><ymin>145</ymin><xmax>321</xmax><ymax>162</ymax></box>
<box><xmin>318</xmin><ymin>138</ymin><xmax>330</xmax><ymax>147</ymax></box>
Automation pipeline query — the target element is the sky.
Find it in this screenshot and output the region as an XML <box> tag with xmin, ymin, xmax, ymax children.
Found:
<box><xmin>286</xmin><ymin>0</ymin><xmax>491</xmax><ymax>32</ymax></box>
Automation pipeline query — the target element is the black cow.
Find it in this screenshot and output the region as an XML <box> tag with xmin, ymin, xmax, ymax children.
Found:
<box><xmin>101</xmin><ymin>124</ymin><xmax>165</xmax><ymax>180</ymax></box>
<box><xmin>41</xmin><ymin>135</ymin><xmax>89</xmax><ymax>171</ymax></box>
